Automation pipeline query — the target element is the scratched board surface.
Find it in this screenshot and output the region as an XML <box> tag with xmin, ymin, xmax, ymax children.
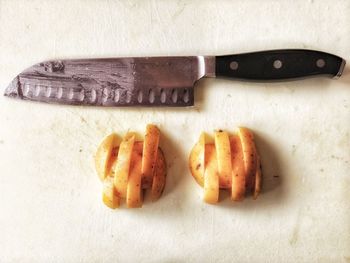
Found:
<box><xmin>0</xmin><ymin>1</ymin><xmax>349</xmax><ymax>262</ymax></box>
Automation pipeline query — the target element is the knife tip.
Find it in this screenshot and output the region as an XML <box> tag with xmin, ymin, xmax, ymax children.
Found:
<box><xmin>4</xmin><ymin>76</ymin><xmax>20</xmax><ymax>98</ymax></box>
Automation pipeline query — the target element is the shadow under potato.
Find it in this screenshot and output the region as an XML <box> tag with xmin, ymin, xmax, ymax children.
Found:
<box><xmin>218</xmin><ymin>131</ymin><xmax>285</xmax><ymax>209</ymax></box>
<box><xmin>255</xmin><ymin>131</ymin><xmax>283</xmax><ymax>196</ymax></box>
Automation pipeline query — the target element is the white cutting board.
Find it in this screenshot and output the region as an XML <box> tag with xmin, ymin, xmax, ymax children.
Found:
<box><xmin>0</xmin><ymin>1</ymin><xmax>349</xmax><ymax>262</ymax></box>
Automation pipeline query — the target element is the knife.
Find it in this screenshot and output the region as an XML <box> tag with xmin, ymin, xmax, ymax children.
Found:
<box><xmin>4</xmin><ymin>49</ymin><xmax>345</xmax><ymax>107</ymax></box>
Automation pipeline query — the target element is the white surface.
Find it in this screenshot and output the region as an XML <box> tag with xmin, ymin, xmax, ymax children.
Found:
<box><xmin>1</xmin><ymin>0</ymin><xmax>350</xmax><ymax>262</ymax></box>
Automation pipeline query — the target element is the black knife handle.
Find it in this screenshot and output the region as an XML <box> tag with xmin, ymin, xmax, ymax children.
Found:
<box><xmin>215</xmin><ymin>49</ymin><xmax>345</xmax><ymax>81</ymax></box>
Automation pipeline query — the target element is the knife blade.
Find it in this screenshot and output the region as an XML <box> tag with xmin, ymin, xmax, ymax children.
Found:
<box><xmin>4</xmin><ymin>49</ymin><xmax>345</xmax><ymax>107</ymax></box>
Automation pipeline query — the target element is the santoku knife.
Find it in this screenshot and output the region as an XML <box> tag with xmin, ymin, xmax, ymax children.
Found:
<box><xmin>4</xmin><ymin>49</ymin><xmax>346</xmax><ymax>107</ymax></box>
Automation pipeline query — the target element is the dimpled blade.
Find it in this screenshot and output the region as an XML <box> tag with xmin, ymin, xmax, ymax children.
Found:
<box><xmin>4</xmin><ymin>57</ymin><xmax>204</xmax><ymax>107</ymax></box>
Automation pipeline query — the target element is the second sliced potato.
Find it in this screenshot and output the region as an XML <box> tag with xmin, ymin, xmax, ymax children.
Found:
<box><xmin>189</xmin><ymin>127</ymin><xmax>262</xmax><ymax>204</ymax></box>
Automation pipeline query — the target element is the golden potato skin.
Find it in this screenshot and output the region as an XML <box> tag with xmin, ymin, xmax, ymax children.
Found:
<box><xmin>253</xmin><ymin>154</ymin><xmax>262</xmax><ymax>200</ymax></box>
<box><xmin>189</xmin><ymin>133</ymin><xmax>205</xmax><ymax>187</ymax></box>
<box><xmin>95</xmin><ymin>134</ymin><xmax>118</xmax><ymax>181</ymax></box>
<box><xmin>230</xmin><ymin>135</ymin><xmax>246</xmax><ymax>201</ymax></box>
<box><xmin>151</xmin><ymin>149</ymin><xmax>167</xmax><ymax>201</ymax></box>
<box><xmin>142</xmin><ymin>125</ymin><xmax>160</xmax><ymax>188</ymax></box>
<box><xmin>189</xmin><ymin>127</ymin><xmax>262</xmax><ymax>203</ymax></box>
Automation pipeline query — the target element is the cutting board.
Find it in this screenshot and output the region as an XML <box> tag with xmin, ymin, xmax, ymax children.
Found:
<box><xmin>0</xmin><ymin>1</ymin><xmax>349</xmax><ymax>262</ymax></box>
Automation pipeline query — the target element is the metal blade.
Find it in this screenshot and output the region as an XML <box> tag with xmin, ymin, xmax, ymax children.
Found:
<box><xmin>4</xmin><ymin>56</ymin><xmax>214</xmax><ymax>107</ymax></box>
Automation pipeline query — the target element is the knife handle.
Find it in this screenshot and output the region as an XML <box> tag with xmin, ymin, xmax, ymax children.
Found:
<box><xmin>215</xmin><ymin>49</ymin><xmax>345</xmax><ymax>81</ymax></box>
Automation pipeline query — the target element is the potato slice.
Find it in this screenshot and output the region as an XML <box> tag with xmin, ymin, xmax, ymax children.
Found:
<box><xmin>95</xmin><ymin>133</ymin><xmax>118</xmax><ymax>181</ymax></box>
<box><xmin>126</xmin><ymin>142</ymin><xmax>143</xmax><ymax>208</ymax></box>
<box><xmin>114</xmin><ymin>133</ymin><xmax>135</xmax><ymax>198</ymax></box>
<box><xmin>253</xmin><ymin>153</ymin><xmax>262</xmax><ymax>200</ymax></box>
<box><xmin>230</xmin><ymin>134</ymin><xmax>246</xmax><ymax>201</ymax></box>
<box><xmin>102</xmin><ymin>176</ymin><xmax>120</xmax><ymax>209</ymax></box>
<box><xmin>189</xmin><ymin>133</ymin><xmax>205</xmax><ymax>187</ymax></box>
<box><xmin>151</xmin><ymin>149</ymin><xmax>167</xmax><ymax>201</ymax></box>
<box><xmin>141</xmin><ymin>124</ymin><xmax>160</xmax><ymax>188</ymax></box>
<box><xmin>214</xmin><ymin>131</ymin><xmax>232</xmax><ymax>188</ymax></box>
<box><xmin>203</xmin><ymin>145</ymin><xmax>219</xmax><ymax>204</ymax></box>
<box><xmin>189</xmin><ymin>133</ymin><xmax>231</xmax><ymax>189</ymax></box>
<box><xmin>238</xmin><ymin>127</ymin><xmax>257</xmax><ymax>191</ymax></box>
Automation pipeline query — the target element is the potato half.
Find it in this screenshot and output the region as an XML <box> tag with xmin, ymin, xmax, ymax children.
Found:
<box><xmin>189</xmin><ymin>127</ymin><xmax>262</xmax><ymax>203</ymax></box>
<box><xmin>95</xmin><ymin>125</ymin><xmax>166</xmax><ymax>209</ymax></box>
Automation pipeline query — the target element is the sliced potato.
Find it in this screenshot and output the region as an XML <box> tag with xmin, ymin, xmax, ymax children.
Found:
<box><xmin>230</xmin><ymin>134</ymin><xmax>246</xmax><ymax>201</ymax></box>
<box><xmin>189</xmin><ymin>128</ymin><xmax>261</xmax><ymax>203</ymax></box>
<box><xmin>238</xmin><ymin>127</ymin><xmax>257</xmax><ymax>191</ymax></box>
<box><xmin>126</xmin><ymin>142</ymin><xmax>143</xmax><ymax>208</ymax></box>
<box><xmin>96</xmin><ymin>125</ymin><xmax>167</xmax><ymax>208</ymax></box>
<box><xmin>253</xmin><ymin>152</ymin><xmax>262</xmax><ymax>200</ymax></box>
<box><xmin>102</xmin><ymin>176</ymin><xmax>120</xmax><ymax>209</ymax></box>
<box><xmin>203</xmin><ymin>145</ymin><xmax>219</xmax><ymax>204</ymax></box>
<box><xmin>114</xmin><ymin>133</ymin><xmax>135</xmax><ymax>198</ymax></box>
<box><xmin>151</xmin><ymin>149</ymin><xmax>167</xmax><ymax>201</ymax></box>
<box><xmin>95</xmin><ymin>133</ymin><xmax>118</xmax><ymax>181</ymax></box>
<box><xmin>189</xmin><ymin>133</ymin><xmax>205</xmax><ymax>187</ymax></box>
<box><xmin>214</xmin><ymin>131</ymin><xmax>232</xmax><ymax>188</ymax></box>
<box><xmin>141</xmin><ymin>124</ymin><xmax>160</xmax><ymax>188</ymax></box>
